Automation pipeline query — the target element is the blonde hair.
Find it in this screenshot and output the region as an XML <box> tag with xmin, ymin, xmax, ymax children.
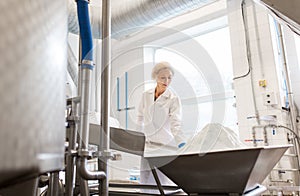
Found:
<box><xmin>151</xmin><ymin>61</ymin><xmax>174</xmax><ymax>79</ymax></box>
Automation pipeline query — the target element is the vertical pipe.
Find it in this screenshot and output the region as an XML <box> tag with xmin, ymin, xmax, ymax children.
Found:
<box><xmin>77</xmin><ymin>0</ymin><xmax>94</xmax><ymax>150</ymax></box>
<box><xmin>125</xmin><ymin>72</ymin><xmax>128</xmax><ymax>130</ymax></box>
<box><xmin>78</xmin><ymin>15</ymin><xmax>92</xmax><ymax>135</ymax></box>
<box><xmin>79</xmin><ymin>67</ymin><xmax>93</xmax><ymax>149</ymax></box>
<box><xmin>117</xmin><ymin>77</ymin><xmax>120</xmax><ymax>111</ymax></box>
<box><xmin>76</xmin><ymin>1</ymin><xmax>106</xmax><ymax>193</ymax></box>
<box><xmin>241</xmin><ymin>0</ymin><xmax>261</xmax><ymax>127</ymax></box>
<box><xmin>65</xmin><ymin>35</ymin><xmax>82</xmax><ymax>196</ymax></box>
<box><xmin>95</xmin><ymin>40</ymin><xmax>101</xmax><ymax>113</ymax></box>
<box><xmin>65</xmin><ymin>102</ymin><xmax>78</xmax><ymax>196</ymax></box>
<box><xmin>100</xmin><ymin>0</ymin><xmax>111</xmax><ymax>195</ymax></box>
<box><xmin>65</xmin><ymin>127</ymin><xmax>75</xmax><ymax>196</ymax></box>
<box><xmin>263</xmin><ymin>126</ymin><xmax>269</xmax><ymax>146</ymax></box>
<box><xmin>78</xmin><ymin>38</ymin><xmax>82</xmax><ymax>98</ymax></box>
<box><xmin>77</xmin><ymin>58</ymin><xmax>94</xmax><ymax>196</ymax></box>
<box><xmin>79</xmin><ymin>178</ymin><xmax>89</xmax><ymax>196</ymax></box>
<box><xmin>74</xmin><ymin>36</ymin><xmax>82</xmax><ymax>196</ymax></box>
<box><xmin>49</xmin><ymin>172</ymin><xmax>60</xmax><ymax>196</ymax></box>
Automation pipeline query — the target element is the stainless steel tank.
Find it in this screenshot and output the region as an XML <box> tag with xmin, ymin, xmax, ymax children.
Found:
<box><xmin>0</xmin><ymin>0</ymin><xmax>67</xmax><ymax>187</ymax></box>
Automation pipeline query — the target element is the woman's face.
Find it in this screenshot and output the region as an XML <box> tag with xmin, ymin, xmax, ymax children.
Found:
<box><xmin>156</xmin><ymin>69</ymin><xmax>173</xmax><ymax>91</ymax></box>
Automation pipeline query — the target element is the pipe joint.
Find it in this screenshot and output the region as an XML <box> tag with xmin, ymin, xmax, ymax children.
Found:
<box><xmin>78</xmin><ymin>158</ymin><xmax>106</xmax><ymax>180</ymax></box>
<box><xmin>93</xmin><ymin>150</ymin><xmax>115</xmax><ymax>159</ymax></box>
<box><xmin>81</xmin><ymin>59</ymin><xmax>94</xmax><ymax>70</ymax></box>
<box><xmin>81</xmin><ymin>64</ymin><xmax>94</xmax><ymax>70</ymax></box>
<box><xmin>78</xmin><ymin>149</ymin><xmax>93</xmax><ymax>158</ymax></box>
<box><xmin>81</xmin><ymin>59</ymin><xmax>93</xmax><ymax>65</ymax></box>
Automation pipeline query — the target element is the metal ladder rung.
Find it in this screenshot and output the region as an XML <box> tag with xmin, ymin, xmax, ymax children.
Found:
<box><xmin>283</xmin><ymin>153</ymin><xmax>298</xmax><ymax>157</ymax></box>
<box><xmin>273</xmin><ymin>168</ymin><xmax>300</xmax><ymax>172</ymax></box>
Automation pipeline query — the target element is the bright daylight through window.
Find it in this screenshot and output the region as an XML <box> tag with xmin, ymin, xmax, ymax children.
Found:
<box><xmin>155</xmin><ymin>26</ymin><xmax>237</xmax><ymax>131</ymax></box>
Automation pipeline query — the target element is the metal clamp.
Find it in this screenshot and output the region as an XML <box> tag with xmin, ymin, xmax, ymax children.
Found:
<box><xmin>93</xmin><ymin>150</ymin><xmax>116</xmax><ymax>159</ymax></box>
<box><xmin>81</xmin><ymin>59</ymin><xmax>93</xmax><ymax>66</ymax></box>
<box><xmin>78</xmin><ymin>149</ymin><xmax>93</xmax><ymax>158</ymax></box>
<box><xmin>66</xmin><ymin>115</ymin><xmax>80</xmax><ymax>122</ymax></box>
<box><xmin>65</xmin><ymin>150</ymin><xmax>78</xmax><ymax>157</ymax></box>
<box><xmin>81</xmin><ymin>59</ymin><xmax>94</xmax><ymax>70</ymax></box>
<box><xmin>71</xmin><ymin>96</ymin><xmax>81</xmax><ymax>103</ymax></box>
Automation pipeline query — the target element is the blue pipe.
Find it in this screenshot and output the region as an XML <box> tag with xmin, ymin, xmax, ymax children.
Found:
<box><xmin>76</xmin><ymin>0</ymin><xmax>107</xmax><ymax>182</ymax></box>
<box><xmin>77</xmin><ymin>0</ymin><xmax>93</xmax><ymax>69</ymax></box>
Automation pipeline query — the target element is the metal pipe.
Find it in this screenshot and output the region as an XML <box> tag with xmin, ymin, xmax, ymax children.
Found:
<box><xmin>74</xmin><ymin>38</ymin><xmax>82</xmax><ymax>196</ymax></box>
<box><xmin>79</xmin><ymin>178</ymin><xmax>89</xmax><ymax>196</ymax></box>
<box><xmin>79</xmin><ymin>68</ymin><xmax>93</xmax><ymax>149</ymax></box>
<box><xmin>151</xmin><ymin>168</ymin><xmax>165</xmax><ymax>196</ymax></box>
<box><xmin>95</xmin><ymin>40</ymin><xmax>101</xmax><ymax>113</ymax></box>
<box><xmin>78</xmin><ymin>37</ymin><xmax>82</xmax><ymax>98</ymax></box>
<box><xmin>77</xmin><ymin>0</ymin><xmax>93</xmax><ymax>149</ymax></box>
<box><xmin>76</xmin><ymin>0</ymin><xmax>107</xmax><ymax>185</ymax></box>
<box><xmin>252</xmin><ymin>125</ymin><xmax>265</xmax><ymax>147</ymax></box>
<box><xmin>99</xmin><ymin>0</ymin><xmax>111</xmax><ymax>195</ymax></box>
<box><xmin>78</xmin><ymin>158</ymin><xmax>106</xmax><ymax>180</ymax></box>
<box><xmin>65</xmin><ymin>124</ymin><xmax>76</xmax><ymax>196</ymax></box>
<box><xmin>65</xmin><ymin>99</ymin><xmax>79</xmax><ymax>196</ymax></box>
<box><xmin>241</xmin><ymin>0</ymin><xmax>261</xmax><ymax>126</ymax></box>
<box><xmin>48</xmin><ymin>172</ymin><xmax>60</xmax><ymax>196</ymax></box>
<box><xmin>263</xmin><ymin>126</ymin><xmax>269</xmax><ymax>146</ymax></box>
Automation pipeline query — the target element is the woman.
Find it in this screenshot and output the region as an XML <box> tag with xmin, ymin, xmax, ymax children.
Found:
<box><xmin>136</xmin><ymin>61</ymin><xmax>186</xmax><ymax>185</ymax></box>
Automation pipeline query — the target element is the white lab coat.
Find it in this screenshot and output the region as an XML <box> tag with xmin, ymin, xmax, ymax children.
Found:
<box><xmin>136</xmin><ymin>88</ymin><xmax>185</xmax><ymax>186</ymax></box>
<box><xmin>137</xmin><ymin>88</ymin><xmax>185</xmax><ymax>147</ymax></box>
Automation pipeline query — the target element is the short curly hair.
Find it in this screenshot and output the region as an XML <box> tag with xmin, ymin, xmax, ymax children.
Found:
<box><xmin>151</xmin><ymin>61</ymin><xmax>175</xmax><ymax>80</ymax></box>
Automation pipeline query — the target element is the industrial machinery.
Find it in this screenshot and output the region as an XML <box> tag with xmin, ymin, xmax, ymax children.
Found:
<box><xmin>0</xmin><ymin>0</ymin><xmax>67</xmax><ymax>195</ymax></box>
<box><xmin>89</xmin><ymin>125</ymin><xmax>290</xmax><ymax>195</ymax></box>
<box><xmin>146</xmin><ymin>146</ymin><xmax>289</xmax><ymax>195</ymax></box>
<box><xmin>1</xmin><ymin>0</ymin><xmax>300</xmax><ymax>195</ymax></box>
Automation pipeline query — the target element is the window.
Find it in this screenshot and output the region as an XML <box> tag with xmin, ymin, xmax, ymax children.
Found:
<box><xmin>155</xmin><ymin>26</ymin><xmax>237</xmax><ymax>135</ymax></box>
<box><xmin>295</xmin><ymin>34</ymin><xmax>300</xmax><ymax>70</ymax></box>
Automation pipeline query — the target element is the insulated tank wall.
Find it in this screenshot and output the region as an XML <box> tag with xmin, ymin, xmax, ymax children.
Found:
<box><xmin>0</xmin><ymin>0</ymin><xmax>67</xmax><ymax>186</ymax></box>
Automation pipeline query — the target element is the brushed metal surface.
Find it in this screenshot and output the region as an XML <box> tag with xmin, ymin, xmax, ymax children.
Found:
<box><xmin>0</xmin><ymin>177</ymin><xmax>38</xmax><ymax>196</ymax></box>
<box><xmin>0</xmin><ymin>0</ymin><xmax>67</xmax><ymax>187</ymax></box>
<box><xmin>147</xmin><ymin>145</ymin><xmax>290</xmax><ymax>195</ymax></box>
<box><xmin>110</xmin><ymin>127</ymin><xmax>145</xmax><ymax>156</ymax></box>
<box><xmin>89</xmin><ymin>125</ymin><xmax>145</xmax><ymax>156</ymax></box>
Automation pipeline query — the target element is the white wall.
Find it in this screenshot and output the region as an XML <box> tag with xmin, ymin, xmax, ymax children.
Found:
<box><xmin>228</xmin><ymin>0</ymin><xmax>287</xmax><ymax>145</ymax></box>
<box><xmin>227</xmin><ymin>0</ymin><xmax>298</xmax><ymax>188</ymax></box>
<box><xmin>282</xmin><ymin>26</ymin><xmax>300</xmax><ymax>114</ymax></box>
<box><xmin>110</xmin><ymin>46</ymin><xmax>146</xmax><ymax>130</ymax></box>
